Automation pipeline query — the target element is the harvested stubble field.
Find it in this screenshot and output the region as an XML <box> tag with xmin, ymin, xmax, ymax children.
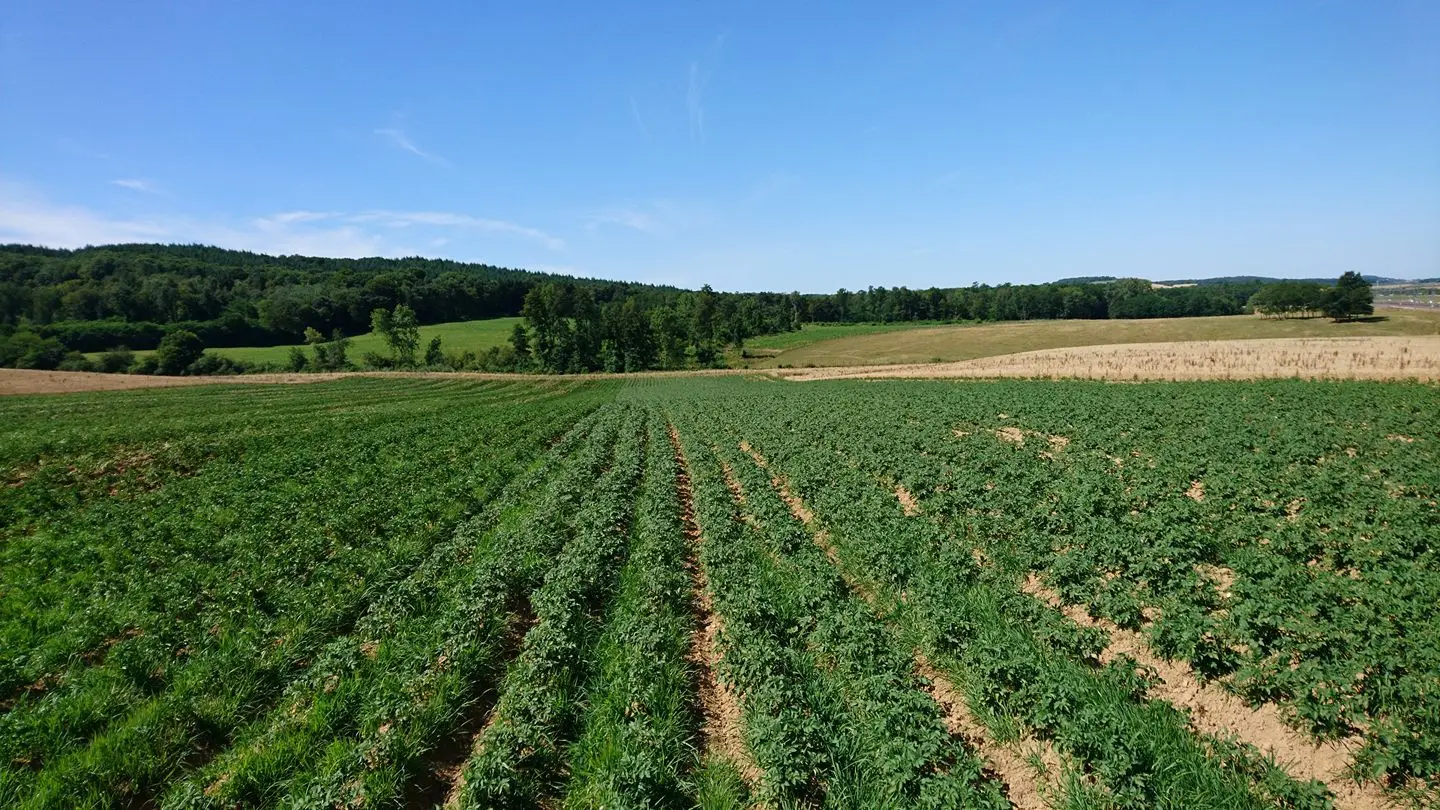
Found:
<box><xmin>5</xmin><ymin>334</ymin><xmax>1438</xmax><ymax>399</ymax></box>
<box><xmin>1</xmin><ymin>376</ymin><xmax>1437</xmax><ymax>809</ymax></box>
<box><xmin>754</xmin><ymin>307</ymin><xmax>1440</xmax><ymax>369</ymax></box>
<box><xmin>790</xmin><ymin>336</ymin><xmax>1440</xmax><ymax>382</ymax></box>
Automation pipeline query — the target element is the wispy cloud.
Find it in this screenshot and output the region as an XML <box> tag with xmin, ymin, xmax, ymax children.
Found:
<box><xmin>112</xmin><ymin>178</ymin><xmax>158</xmax><ymax>194</ymax></box>
<box><xmin>1</xmin><ymin>183</ymin><xmax>172</xmax><ymax>245</ymax></box>
<box><xmin>583</xmin><ymin>199</ymin><xmax>705</xmax><ymax>237</ymax></box>
<box><xmin>687</xmin><ymin>31</ymin><xmax>728</xmax><ymax>144</ymax></box>
<box><xmin>250</xmin><ymin>210</ymin><xmax>563</xmax><ymax>250</ymax></box>
<box><xmin>0</xmin><ymin>181</ymin><xmax>562</xmax><ymax>258</ymax></box>
<box><xmin>585</xmin><ymin>206</ymin><xmax>662</xmax><ymax>234</ymax></box>
<box><xmin>629</xmin><ymin>95</ymin><xmax>651</xmax><ymax>140</ymax></box>
<box><xmin>254</xmin><ymin>210</ymin><xmax>339</xmax><ymax>228</ymax></box>
<box><xmin>346</xmin><ymin>210</ymin><xmax>565</xmax><ymax>249</ymax></box>
<box><xmin>374</xmin><ymin>128</ymin><xmax>449</xmax><ymax>165</ymax></box>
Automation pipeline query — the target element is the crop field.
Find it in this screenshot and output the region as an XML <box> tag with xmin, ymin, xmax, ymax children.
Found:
<box><xmin>1</xmin><ymin>376</ymin><xmax>1436</xmax><ymax>809</ymax></box>
<box><xmin>754</xmin><ymin>308</ymin><xmax>1440</xmax><ymax>369</ymax></box>
<box><xmin>789</xmin><ymin>336</ymin><xmax>1440</xmax><ymax>382</ymax></box>
<box><xmin>735</xmin><ymin>322</ymin><xmax>948</xmax><ymax>361</ymax></box>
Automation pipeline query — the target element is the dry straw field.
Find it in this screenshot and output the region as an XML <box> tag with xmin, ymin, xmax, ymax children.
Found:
<box><xmin>788</xmin><ymin>336</ymin><xmax>1440</xmax><ymax>382</ymax></box>
<box><xmin>755</xmin><ymin>308</ymin><xmax>1440</xmax><ymax>369</ymax></box>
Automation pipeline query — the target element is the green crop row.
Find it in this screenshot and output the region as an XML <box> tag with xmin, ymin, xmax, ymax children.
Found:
<box><xmin>166</xmin><ymin>404</ymin><xmax>625</xmax><ymax>809</ymax></box>
<box><xmin>559</xmin><ymin>417</ymin><xmax>705</xmax><ymax>809</ymax></box>
<box><xmin>670</xmin><ymin>411</ymin><xmax>1008</xmax><ymax>809</ymax></box>
<box><xmin>2</xmin><ymin>374</ymin><xmax>1433</xmax><ymax>807</ymax></box>
<box><xmin>454</xmin><ymin>409</ymin><xmax>646</xmax><ymax>808</ymax></box>
<box><xmin>651</xmin><ymin>375</ymin><xmax>1436</xmax><ymax>805</ymax></box>
<box><xmin>0</xmin><ymin>380</ymin><xmax>617</xmax><ymax>808</ymax></box>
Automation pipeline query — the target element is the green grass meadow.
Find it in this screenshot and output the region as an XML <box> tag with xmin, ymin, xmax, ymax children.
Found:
<box><xmin>88</xmin><ymin>316</ymin><xmax>523</xmax><ymax>366</ymax></box>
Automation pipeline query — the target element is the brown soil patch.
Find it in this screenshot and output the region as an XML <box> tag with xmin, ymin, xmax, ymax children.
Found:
<box><xmin>0</xmin><ymin>368</ymin><xmax>343</xmax><ymax>395</ymax></box>
<box><xmin>738</xmin><ymin>441</ymin><xmax>860</xmax><ymax>599</ymax></box>
<box><xmin>785</xmin><ymin>336</ymin><xmax>1440</xmax><ymax>382</ymax></box>
<box><xmin>916</xmin><ymin>655</ymin><xmax>1062</xmax><ymax>810</ymax></box>
<box><xmin>1021</xmin><ymin>575</ymin><xmax>1392</xmax><ymax>809</ymax></box>
<box><xmin>0</xmin><ymin>672</ymin><xmax>63</xmax><ymax>711</ymax></box>
<box><xmin>1385</xmin><ymin>434</ymin><xmax>1415</xmax><ymax>444</ymax></box>
<box><xmin>895</xmin><ymin>485</ymin><xmax>922</xmax><ymax>516</ymax></box>
<box><xmin>737</xmin><ymin>440</ymin><xmax>767</xmax><ymax>467</ymax></box>
<box><xmin>1186</xmin><ymin>480</ymin><xmax>1206</xmax><ymax>502</ymax></box>
<box><xmin>670</xmin><ymin>426</ymin><xmax>761</xmax><ymax>787</ymax></box>
<box><xmin>438</xmin><ymin>606</ymin><xmax>538</xmax><ymax>809</ymax></box>
<box><xmin>718</xmin><ymin>457</ymin><xmax>749</xmax><ymax>509</ymax></box>
<box><xmin>1197</xmin><ymin>564</ymin><xmax>1236</xmax><ymax>602</ymax></box>
<box><xmin>995</xmin><ymin>427</ymin><xmax>1026</xmax><ymax>445</ymax></box>
<box><xmin>440</xmin><ymin>705</ymin><xmax>504</xmax><ymax>810</ymax></box>
<box><xmin>2</xmin><ymin>367</ymin><xmax>773</xmax><ymax>397</ymax></box>
<box><xmin>748</xmin><ymin>449</ymin><xmax>1052</xmax><ymax>805</ymax></box>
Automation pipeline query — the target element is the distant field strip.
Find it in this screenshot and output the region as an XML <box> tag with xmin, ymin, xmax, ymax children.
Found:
<box><xmin>85</xmin><ymin>316</ymin><xmax>523</xmax><ymax>366</ymax></box>
<box><xmin>790</xmin><ymin>336</ymin><xmax>1440</xmax><ymax>381</ymax></box>
<box><xmin>758</xmin><ymin>308</ymin><xmax>1440</xmax><ymax>368</ymax></box>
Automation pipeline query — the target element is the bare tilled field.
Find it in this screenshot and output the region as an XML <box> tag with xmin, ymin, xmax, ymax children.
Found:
<box><xmin>0</xmin><ymin>367</ymin><xmax>751</xmax><ymax>396</ymax></box>
<box><xmin>0</xmin><ymin>368</ymin><xmax>340</xmax><ymax>396</ymax></box>
<box><xmin>789</xmin><ymin>336</ymin><xmax>1440</xmax><ymax>382</ymax></box>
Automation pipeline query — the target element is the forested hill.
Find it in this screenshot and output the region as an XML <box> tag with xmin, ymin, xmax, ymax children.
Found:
<box><xmin>3</xmin><ymin>243</ymin><xmax>1269</xmax><ymax>369</ymax></box>
<box><xmin>0</xmin><ymin>243</ymin><xmax>690</xmax><ymax>351</ymax></box>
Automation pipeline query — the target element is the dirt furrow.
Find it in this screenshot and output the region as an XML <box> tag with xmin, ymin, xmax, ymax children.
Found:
<box><xmin>438</xmin><ymin>605</ymin><xmax>539</xmax><ymax>809</ymax></box>
<box><xmin>894</xmin><ymin>485</ymin><xmax>922</xmax><ymax>516</ymax></box>
<box><xmin>670</xmin><ymin>425</ymin><xmax>762</xmax><ymax>789</ymax></box>
<box><xmin>1021</xmin><ymin>574</ymin><xmax>1393</xmax><ymax>810</ymax></box>
<box><xmin>737</xmin><ymin>440</ymin><xmax>1058</xmax><ymax>809</ymax></box>
<box><xmin>439</xmin><ymin>700</ymin><xmax>501</xmax><ymax>809</ymax></box>
<box><xmin>915</xmin><ymin>655</ymin><xmax>1063</xmax><ymax>810</ymax></box>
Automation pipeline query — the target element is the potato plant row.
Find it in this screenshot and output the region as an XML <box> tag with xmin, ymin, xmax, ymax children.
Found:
<box><xmin>2</xmin><ymin>375</ymin><xmax>1434</xmax><ymax>808</ymax></box>
<box><xmin>1</xmin><ymin>380</ymin><xmax>617</xmax><ymax>808</ymax></box>
<box><xmin>656</xmin><ymin>376</ymin><xmax>1437</xmax><ymax>807</ymax></box>
<box><xmin>686</xmin><ymin>426</ymin><xmax>1010</xmax><ymax>809</ymax></box>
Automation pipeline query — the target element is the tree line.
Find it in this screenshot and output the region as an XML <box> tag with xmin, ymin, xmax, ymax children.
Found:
<box><xmin>0</xmin><ymin>243</ymin><xmax>1377</xmax><ymax>374</ymax></box>
<box><xmin>1247</xmin><ymin>272</ymin><xmax>1374</xmax><ymax>320</ymax></box>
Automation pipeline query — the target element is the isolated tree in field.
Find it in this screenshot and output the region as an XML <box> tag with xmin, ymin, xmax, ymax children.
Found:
<box><xmin>154</xmin><ymin>330</ymin><xmax>204</xmax><ymax>375</ymax></box>
<box><xmin>286</xmin><ymin>346</ymin><xmax>308</xmax><ymax>372</ymax></box>
<box><xmin>1322</xmin><ymin>272</ymin><xmax>1374</xmax><ymax>322</ymax></box>
<box><xmin>570</xmin><ymin>287</ymin><xmax>603</xmax><ymax>372</ymax></box>
<box><xmin>424</xmin><ymin>336</ymin><xmax>444</xmax><ymax>366</ymax></box>
<box><xmin>370</xmin><ymin>304</ymin><xmax>421</xmax><ymax>365</ymax></box>
<box><xmin>306</xmin><ymin>327</ymin><xmax>350</xmax><ymax>371</ymax></box>
<box><xmin>0</xmin><ymin>330</ymin><xmax>66</xmax><ymax>369</ymax></box>
<box><xmin>651</xmin><ymin>306</ymin><xmax>688</xmax><ymax>369</ymax></box>
<box><xmin>508</xmin><ymin>323</ymin><xmax>531</xmax><ymax>362</ymax></box>
<box><xmin>97</xmin><ymin>346</ymin><xmax>134</xmax><ymax>373</ymax></box>
<box><xmin>1249</xmin><ymin>282</ymin><xmax>1327</xmax><ymax>318</ymax></box>
<box><xmin>521</xmin><ymin>283</ymin><xmax>567</xmax><ymax>371</ymax></box>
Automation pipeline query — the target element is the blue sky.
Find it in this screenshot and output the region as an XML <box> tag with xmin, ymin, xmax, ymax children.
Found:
<box><xmin>2</xmin><ymin>1</ymin><xmax>1436</xmax><ymax>292</ymax></box>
